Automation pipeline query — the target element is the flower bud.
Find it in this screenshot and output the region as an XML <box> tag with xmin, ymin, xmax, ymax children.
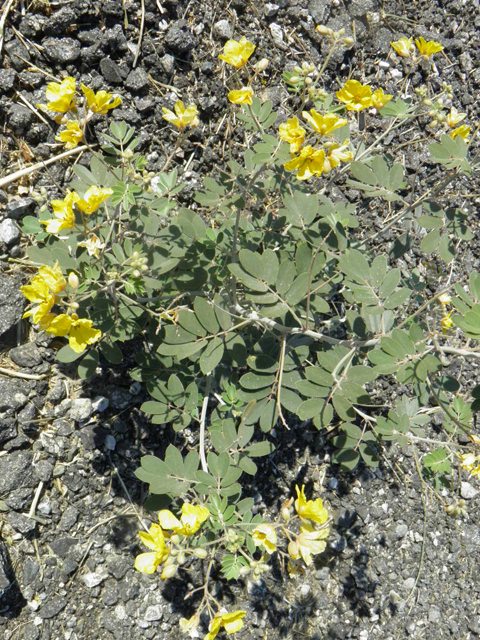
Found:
<box><xmin>68</xmin><ymin>272</ymin><xmax>79</xmax><ymax>289</ymax></box>
<box><xmin>177</xmin><ymin>552</ymin><xmax>186</xmax><ymax>565</ymax></box>
<box><xmin>239</xmin><ymin>565</ymin><xmax>251</xmax><ymax>576</ymax></box>
<box><xmin>140</xmin><ymin>264</ymin><xmax>148</xmax><ymax>272</ymax></box>
<box><xmin>288</xmin><ymin>541</ymin><xmax>299</xmax><ymax>558</ymax></box>
<box><xmin>70</xmin><ymin>301</ymin><xmax>79</xmax><ymax>311</ymax></box>
<box><xmin>293</xmin><ymin>65</ymin><xmax>302</xmax><ymax>74</ymax></box>
<box><xmin>281</xmin><ymin>506</ymin><xmax>291</xmax><ymax>522</ymax></box>
<box><xmin>305</xmin><ymin>77</ymin><xmax>312</xmax><ymax>86</ymax></box>
<box><xmin>255</xmin><ymin>58</ymin><xmax>269</xmax><ymax>72</ymax></box>
<box><xmin>192</xmin><ymin>548</ymin><xmax>208</xmax><ymax>559</ymax></box>
<box><xmin>289</xmin><ymin>75</ymin><xmax>301</xmax><ymax>84</ymax></box>
<box><xmin>437</xmin><ymin>97</ymin><xmax>444</xmax><ymax>107</ymax></box>
<box><xmin>171</xmin><ymin>534</ymin><xmax>181</xmax><ymax>545</ymax></box>
<box><xmin>423</xmin><ymin>98</ymin><xmax>433</xmax><ymax>106</ymax></box>
<box><xmin>343</xmin><ymin>37</ymin><xmax>355</xmax><ymax>47</ymax></box>
<box><xmin>316</xmin><ymin>25</ymin><xmax>333</xmax><ymax>36</ymax></box>
<box><xmin>133</xmin><ymin>269</ymin><xmax>141</xmax><ymax>278</ymax></box>
<box><xmin>161</xmin><ymin>564</ymin><xmax>177</xmax><ymax>580</ymax></box>
<box><xmin>122</xmin><ymin>149</ymin><xmax>134</xmax><ymax>159</ymax></box>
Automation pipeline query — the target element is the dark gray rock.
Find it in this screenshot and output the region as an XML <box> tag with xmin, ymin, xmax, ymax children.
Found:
<box><xmin>81</xmin><ymin>44</ymin><xmax>105</xmax><ymax>66</ymax></box>
<box><xmin>7</xmin><ymin>512</ymin><xmax>36</xmax><ymax>534</ymax></box>
<box><xmin>45</xmin><ymin>7</ymin><xmax>76</xmax><ymax>36</ymax></box>
<box><xmin>0</xmin><ymin>451</ymin><xmax>33</xmax><ymax>494</ymax></box>
<box><xmin>0</xmin><ymin>68</ymin><xmax>17</xmax><ymax>92</ymax></box>
<box><xmin>5</xmin><ymin>487</ymin><xmax>33</xmax><ymax>510</ymax></box>
<box><xmin>100</xmin><ymin>58</ymin><xmax>124</xmax><ymax>84</ymax></box>
<box><xmin>135</xmin><ymin>98</ymin><xmax>155</xmax><ymax>113</ymax></box>
<box><xmin>104</xmin><ymin>25</ymin><xmax>128</xmax><ymax>54</ymax></box>
<box><xmin>18</xmin><ymin>14</ymin><xmax>48</xmax><ymax>37</ymax></box>
<box><xmin>0</xmin><ymin>379</ymin><xmax>29</xmax><ymax>412</ymax></box>
<box><xmin>5</xmin><ymin>197</ymin><xmax>36</xmax><ymax>219</ymax></box>
<box><xmin>22</xmin><ymin>557</ymin><xmax>40</xmax><ymax>586</ymax></box>
<box><xmin>102</xmin><ymin>583</ymin><xmax>119</xmax><ymax>606</ymax></box>
<box><xmin>58</xmin><ymin>505</ymin><xmax>79</xmax><ymax>532</ymax></box>
<box><xmin>125</xmin><ymin>68</ymin><xmax>149</xmax><ymax>92</ymax></box>
<box><xmin>33</xmin><ymin>459</ymin><xmax>54</xmax><ymax>482</ymax></box>
<box><xmin>0</xmin><ymin>541</ymin><xmax>12</xmax><ymax>593</ymax></box>
<box><xmin>47</xmin><ymin>380</ymin><xmax>66</xmax><ymax>403</ymax></box>
<box><xmin>44</xmin><ymin>38</ymin><xmax>81</xmax><ymax>64</ymax></box>
<box><xmin>78</xmin><ymin>28</ymin><xmax>105</xmax><ymax>46</ymax></box>
<box><xmin>21</xmin><ymin>624</ymin><xmax>40</xmax><ymax>640</ymax></box>
<box><xmin>10</xmin><ymin>343</ymin><xmax>43</xmax><ymax>367</ymax></box>
<box><xmin>0</xmin><ymin>415</ymin><xmax>17</xmax><ymax>444</ymax></box>
<box><xmin>308</xmin><ymin>0</ymin><xmax>329</xmax><ymax>22</ymax></box>
<box><xmin>0</xmin><ymin>190</ymin><xmax>7</xmax><ymax>204</ymax></box>
<box><xmin>39</xmin><ymin>596</ymin><xmax>67</xmax><ymax>619</ymax></box>
<box><xmin>53</xmin><ymin>418</ymin><xmax>74</xmax><ymax>436</ymax></box>
<box><xmin>5</xmin><ymin>39</ymin><xmax>31</xmax><ymax>71</ymax></box>
<box><xmin>7</xmin><ymin>105</ymin><xmax>34</xmax><ymax>135</ymax></box>
<box><xmin>18</xmin><ymin>402</ymin><xmax>37</xmax><ymax>424</ymax></box>
<box><xmin>164</xmin><ymin>21</ymin><xmax>197</xmax><ymax>56</ymax></box>
<box><xmin>109</xmin><ymin>389</ymin><xmax>132</xmax><ymax>409</ymax></box>
<box><xmin>0</xmin><ymin>276</ymin><xmax>26</xmax><ymax>342</ymax></box>
<box><xmin>106</xmin><ymin>554</ymin><xmax>130</xmax><ymax>580</ymax></box>
<box><xmin>50</xmin><ymin>536</ymin><xmax>77</xmax><ymax>558</ymax></box>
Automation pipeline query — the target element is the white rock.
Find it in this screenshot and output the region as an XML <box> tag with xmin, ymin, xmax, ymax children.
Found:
<box><xmin>82</xmin><ymin>572</ymin><xmax>106</xmax><ymax>588</ymax></box>
<box><xmin>461</xmin><ymin>481</ymin><xmax>478</xmax><ymax>499</ymax></box>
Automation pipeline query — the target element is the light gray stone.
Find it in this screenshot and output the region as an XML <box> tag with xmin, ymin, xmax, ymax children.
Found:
<box><xmin>0</xmin><ymin>219</ymin><xmax>20</xmax><ymax>246</ymax></box>
<box><xmin>82</xmin><ymin>572</ymin><xmax>107</xmax><ymax>588</ymax></box>
<box><xmin>70</xmin><ymin>398</ymin><xmax>92</xmax><ymax>422</ymax></box>
<box><xmin>213</xmin><ymin>19</ymin><xmax>232</xmax><ymax>39</ymax></box>
<box><xmin>144</xmin><ymin>605</ymin><xmax>163</xmax><ymax>621</ymax></box>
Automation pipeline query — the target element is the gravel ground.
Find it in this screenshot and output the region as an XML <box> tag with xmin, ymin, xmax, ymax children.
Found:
<box><xmin>1</xmin><ymin>0</ymin><xmax>480</xmax><ymax>639</ymax></box>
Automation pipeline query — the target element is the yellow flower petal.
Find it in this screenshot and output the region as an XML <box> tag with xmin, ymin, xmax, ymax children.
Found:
<box><xmin>56</xmin><ymin>120</ymin><xmax>83</xmax><ymax>149</ymax></box>
<box><xmin>81</xmin><ymin>84</ymin><xmax>121</xmax><ymax>114</ymax></box>
<box><xmin>278</xmin><ymin>116</ymin><xmax>306</xmax><ymax>152</ymax></box>
<box><xmin>134</xmin><ymin>552</ymin><xmax>163</xmax><ymax>574</ymax></box>
<box><xmin>68</xmin><ymin>317</ymin><xmax>102</xmax><ymax>353</ymax></box>
<box><xmin>294</xmin><ymin>485</ymin><xmax>329</xmax><ymax>524</ymax></box>
<box><xmin>415</xmin><ymin>36</ymin><xmax>443</xmax><ymax>58</ymax></box>
<box><xmin>372</xmin><ymin>88</ymin><xmax>393</xmax><ymax>111</ymax></box>
<box><xmin>46</xmin><ymin>313</ymin><xmax>73</xmax><ymax>337</ymax></box>
<box><xmin>162</xmin><ymin>100</ymin><xmax>199</xmax><ymax>129</ymax></box>
<box><xmin>75</xmin><ymin>186</ymin><xmax>113</xmax><ymax>215</ymax></box>
<box><xmin>336</xmin><ymin>79</ymin><xmax>373</xmax><ymax>111</ymax></box>
<box><xmin>219</xmin><ymin>37</ymin><xmax>255</xmax><ymax>68</ymax></box>
<box><xmin>43</xmin><ymin>77</ymin><xmax>76</xmax><ymax>113</ymax></box>
<box><xmin>38</xmin><ymin>261</ymin><xmax>67</xmax><ymax>293</ymax></box>
<box><xmin>252</xmin><ymin>523</ymin><xmax>277</xmax><ymax>554</ymax></box>
<box><xmin>390</xmin><ymin>36</ymin><xmax>414</xmax><ymax>58</ymax></box>
<box><xmin>228</xmin><ymin>87</ymin><xmax>254</xmax><ymax>105</ymax></box>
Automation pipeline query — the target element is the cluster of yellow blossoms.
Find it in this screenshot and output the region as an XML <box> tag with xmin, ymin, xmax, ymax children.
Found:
<box><xmin>390</xmin><ymin>35</ymin><xmax>443</xmax><ymax>61</ymax></box>
<box><xmin>41</xmin><ymin>185</ymin><xmax>112</xmax><ymax>234</ymax></box>
<box><xmin>21</xmin><ymin>262</ymin><xmax>101</xmax><ymax>353</ymax></box>
<box><xmin>38</xmin><ymin>76</ymin><xmax>121</xmax><ymax>149</ymax></box>
<box><xmin>279</xmin><ymin>79</ymin><xmax>392</xmax><ymax>180</ymax></box>
<box><xmin>218</xmin><ymin>36</ymin><xmax>266</xmax><ymax>107</ymax></box>
<box><xmin>135</xmin><ymin>485</ymin><xmax>329</xmax><ymax>638</ymax></box>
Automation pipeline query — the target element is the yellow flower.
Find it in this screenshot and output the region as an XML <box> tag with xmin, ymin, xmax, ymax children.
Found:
<box><xmin>46</xmin><ymin>313</ymin><xmax>101</xmax><ymax>353</ymax></box>
<box><xmin>278</xmin><ymin>117</ymin><xmax>306</xmax><ymax>152</ymax></box>
<box><xmin>284</xmin><ymin>145</ymin><xmax>325</xmax><ymax>181</ymax></box>
<box><xmin>56</xmin><ymin>120</ymin><xmax>83</xmax><ymax>149</ymax></box>
<box><xmin>39</xmin><ymin>76</ymin><xmax>76</xmax><ymax>113</ymax></box>
<box><xmin>252</xmin><ymin>524</ymin><xmax>277</xmax><ymax>554</ymax></box>
<box><xmin>294</xmin><ymin>485</ymin><xmax>329</xmax><ymax>525</ymax></box>
<box><xmin>228</xmin><ymin>87</ymin><xmax>254</xmax><ymax>105</ymax></box>
<box><xmin>134</xmin><ymin>523</ymin><xmax>170</xmax><ymax>574</ymax></box>
<box><xmin>390</xmin><ymin>36</ymin><xmax>414</xmax><ymax>58</ymax></box>
<box><xmin>41</xmin><ymin>190</ymin><xmax>79</xmax><ymax>234</ymax></box>
<box><xmin>78</xmin><ymin>233</ymin><xmax>105</xmax><ymax>258</ymax></box>
<box><xmin>179</xmin><ymin>614</ymin><xmax>200</xmax><ymax>638</ymax></box>
<box><xmin>295</xmin><ymin>523</ymin><xmax>329</xmax><ymax>566</ymax></box>
<box><xmin>301</xmin><ymin>110</ymin><xmax>347</xmax><ymax>137</ymax></box>
<box><xmin>336</xmin><ymin>79</ymin><xmax>373</xmax><ymax>111</ymax></box>
<box><xmin>81</xmin><ymin>84</ymin><xmax>121</xmax><ymax>114</ymax></box>
<box><xmin>459</xmin><ymin>453</ymin><xmax>480</xmax><ymax>476</ymax></box>
<box><xmin>450</xmin><ymin>124</ymin><xmax>471</xmax><ymax>141</ymax></box>
<box><xmin>75</xmin><ymin>186</ymin><xmax>113</xmax><ymax>215</ymax></box>
<box><xmin>218</xmin><ymin>37</ymin><xmax>255</xmax><ymax>68</ymax></box>
<box><xmin>38</xmin><ymin>261</ymin><xmax>67</xmax><ymax>294</ymax></box>
<box><xmin>441</xmin><ymin>310</ymin><xmax>454</xmax><ymax>334</ymax></box>
<box><xmin>446</xmin><ymin>107</ymin><xmax>466</xmax><ymax>128</ymax></box>
<box><xmin>204</xmin><ymin>610</ymin><xmax>246</xmax><ymax>640</ymax></box>
<box><xmin>415</xmin><ymin>37</ymin><xmax>443</xmax><ymax>59</ymax></box>
<box><xmin>372</xmin><ymin>88</ymin><xmax>393</xmax><ymax>111</ymax></box>
<box><xmin>21</xmin><ymin>275</ymin><xmax>56</xmax><ymax>324</ymax></box>
<box><xmin>323</xmin><ymin>141</ymin><xmax>354</xmax><ymax>174</ymax></box>
<box><xmin>158</xmin><ymin>503</ymin><xmax>209</xmax><ymax>536</ymax></box>
<box><xmin>162</xmin><ymin>100</ymin><xmax>199</xmax><ymax>129</ymax></box>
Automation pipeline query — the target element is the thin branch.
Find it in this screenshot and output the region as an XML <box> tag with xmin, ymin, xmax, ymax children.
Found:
<box><xmin>199</xmin><ymin>375</ymin><xmax>211</xmax><ymax>473</ymax></box>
